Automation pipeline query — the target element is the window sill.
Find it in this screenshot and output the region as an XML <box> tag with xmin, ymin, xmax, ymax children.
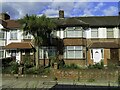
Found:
<box><xmin>0</xmin><ymin>39</ymin><xmax>6</xmax><ymax>40</ymax></box>
<box><xmin>10</xmin><ymin>39</ymin><xmax>18</xmax><ymax>40</ymax></box>
<box><xmin>64</xmin><ymin>58</ymin><xmax>86</xmax><ymax>60</ymax></box>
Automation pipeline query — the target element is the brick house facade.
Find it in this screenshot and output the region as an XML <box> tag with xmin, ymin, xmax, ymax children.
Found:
<box><xmin>0</xmin><ymin>11</ymin><xmax>120</xmax><ymax>66</ymax></box>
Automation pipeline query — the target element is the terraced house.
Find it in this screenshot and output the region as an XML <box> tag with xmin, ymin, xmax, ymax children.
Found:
<box><xmin>0</xmin><ymin>10</ymin><xmax>120</xmax><ymax>67</ymax></box>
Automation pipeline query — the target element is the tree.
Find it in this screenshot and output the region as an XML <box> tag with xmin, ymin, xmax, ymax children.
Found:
<box><xmin>19</xmin><ymin>14</ymin><xmax>56</xmax><ymax>68</ymax></box>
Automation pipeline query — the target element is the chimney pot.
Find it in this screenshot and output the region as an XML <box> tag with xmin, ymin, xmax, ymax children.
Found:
<box><xmin>59</xmin><ymin>10</ymin><xmax>64</xmax><ymax>18</ymax></box>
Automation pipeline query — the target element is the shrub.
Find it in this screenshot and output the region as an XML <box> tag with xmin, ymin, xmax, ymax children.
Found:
<box><xmin>88</xmin><ymin>60</ymin><xmax>104</xmax><ymax>69</ymax></box>
<box><xmin>63</xmin><ymin>63</ymin><xmax>80</xmax><ymax>69</ymax></box>
<box><xmin>118</xmin><ymin>75</ymin><xmax>120</xmax><ymax>86</ymax></box>
<box><xmin>88</xmin><ymin>78</ymin><xmax>95</xmax><ymax>82</ymax></box>
<box><xmin>58</xmin><ymin>59</ymin><xmax>65</xmax><ymax>69</ymax></box>
<box><xmin>24</xmin><ymin>66</ymin><xmax>51</xmax><ymax>75</ymax></box>
<box><xmin>25</xmin><ymin>67</ymin><xmax>39</xmax><ymax>74</ymax></box>
<box><xmin>9</xmin><ymin>61</ymin><xmax>19</xmax><ymax>74</ymax></box>
<box><xmin>53</xmin><ymin>76</ymin><xmax>58</xmax><ymax>81</ymax></box>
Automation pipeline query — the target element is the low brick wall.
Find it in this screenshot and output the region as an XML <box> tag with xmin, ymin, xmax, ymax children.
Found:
<box><xmin>53</xmin><ymin>69</ymin><xmax>120</xmax><ymax>82</ymax></box>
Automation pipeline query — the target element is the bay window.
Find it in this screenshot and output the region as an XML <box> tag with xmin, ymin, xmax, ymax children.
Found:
<box><xmin>64</xmin><ymin>46</ymin><xmax>83</xmax><ymax>59</ymax></box>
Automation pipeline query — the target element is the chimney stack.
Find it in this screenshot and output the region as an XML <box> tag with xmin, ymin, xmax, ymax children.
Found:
<box><xmin>59</xmin><ymin>10</ymin><xmax>64</xmax><ymax>19</ymax></box>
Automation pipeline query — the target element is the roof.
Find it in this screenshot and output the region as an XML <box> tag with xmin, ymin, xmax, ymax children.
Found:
<box><xmin>5</xmin><ymin>20</ymin><xmax>21</xmax><ymax>29</ymax></box>
<box><xmin>4</xmin><ymin>42</ymin><xmax>34</xmax><ymax>50</ymax></box>
<box><xmin>89</xmin><ymin>42</ymin><xmax>119</xmax><ymax>48</ymax></box>
<box><xmin>76</xmin><ymin>16</ymin><xmax>120</xmax><ymax>27</ymax></box>
<box><xmin>1</xmin><ymin>15</ymin><xmax>119</xmax><ymax>29</ymax></box>
<box><xmin>53</xmin><ymin>18</ymin><xmax>89</xmax><ymax>28</ymax></box>
<box><xmin>0</xmin><ymin>19</ymin><xmax>21</xmax><ymax>29</ymax></box>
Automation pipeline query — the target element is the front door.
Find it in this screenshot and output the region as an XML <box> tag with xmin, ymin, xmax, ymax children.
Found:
<box><xmin>92</xmin><ymin>49</ymin><xmax>103</xmax><ymax>64</ymax></box>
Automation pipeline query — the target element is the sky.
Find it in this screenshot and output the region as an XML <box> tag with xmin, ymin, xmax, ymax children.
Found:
<box><xmin>1</xmin><ymin>0</ymin><xmax>120</xmax><ymax>19</ymax></box>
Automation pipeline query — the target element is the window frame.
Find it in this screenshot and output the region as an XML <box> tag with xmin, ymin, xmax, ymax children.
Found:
<box><xmin>64</xmin><ymin>46</ymin><xmax>83</xmax><ymax>59</ymax></box>
<box><xmin>0</xmin><ymin>50</ymin><xmax>4</xmax><ymax>59</ymax></box>
<box><xmin>91</xmin><ymin>28</ymin><xmax>98</xmax><ymax>38</ymax></box>
<box><xmin>107</xmin><ymin>28</ymin><xmax>114</xmax><ymax>38</ymax></box>
<box><xmin>10</xmin><ymin>30</ymin><xmax>18</xmax><ymax>40</ymax></box>
<box><xmin>0</xmin><ymin>31</ymin><xmax>5</xmax><ymax>40</ymax></box>
<box><xmin>65</xmin><ymin>27</ymin><xmax>83</xmax><ymax>38</ymax></box>
<box><xmin>39</xmin><ymin>47</ymin><xmax>57</xmax><ymax>59</ymax></box>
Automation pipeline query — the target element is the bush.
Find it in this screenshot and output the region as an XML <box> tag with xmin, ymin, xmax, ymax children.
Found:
<box><xmin>24</xmin><ymin>56</ymin><xmax>33</xmax><ymax>68</ymax></box>
<box><xmin>24</xmin><ymin>66</ymin><xmax>51</xmax><ymax>75</ymax></box>
<box><xmin>58</xmin><ymin>59</ymin><xmax>65</xmax><ymax>69</ymax></box>
<box><xmin>118</xmin><ymin>75</ymin><xmax>120</xmax><ymax>86</ymax></box>
<box><xmin>63</xmin><ymin>63</ymin><xmax>80</xmax><ymax>69</ymax></box>
<box><xmin>24</xmin><ymin>67</ymin><xmax>39</xmax><ymax>74</ymax></box>
<box><xmin>88</xmin><ymin>78</ymin><xmax>95</xmax><ymax>82</ymax></box>
<box><xmin>53</xmin><ymin>76</ymin><xmax>58</xmax><ymax>81</ymax></box>
<box><xmin>88</xmin><ymin>61</ymin><xmax>104</xmax><ymax>69</ymax></box>
<box><xmin>9</xmin><ymin>61</ymin><xmax>19</xmax><ymax>74</ymax></box>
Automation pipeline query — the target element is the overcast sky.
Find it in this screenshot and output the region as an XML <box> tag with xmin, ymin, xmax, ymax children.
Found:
<box><xmin>1</xmin><ymin>0</ymin><xmax>120</xmax><ymax>19</ymax></box>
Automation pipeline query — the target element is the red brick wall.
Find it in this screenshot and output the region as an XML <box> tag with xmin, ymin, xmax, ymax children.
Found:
<box><xmin>63</xmin><ymin>38</ymin><xmax>86</xmax><ymax>46</ymax></box>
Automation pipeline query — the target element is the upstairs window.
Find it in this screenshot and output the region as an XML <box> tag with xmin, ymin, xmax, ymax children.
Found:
<box><xmin>66</xmin><ymin>27</ymin><xmax>83</xmax><ymax>38</ymax></box>
<box><xmin>107</xmin><ymin>28</ymin><xmax>114</xmax><ymax>38</ymax></box>
<box><xmin>0</xmin><ymin>31</ymin><xmax>5</xmax><ymax>39</ymax></box>
<box><xmin>10</xmin><ymin>31</ymin><xmax>17</xmax><ymax>40</ymax></box>
<box><xmin>0</xmin><ymin>50</ymin><xmax>4</xmax><ymax>59</ymax></box>
<box><xmin>91</xmin><ymin>28</ymin><xmax>98</xmax><ymax>38</ymax></box>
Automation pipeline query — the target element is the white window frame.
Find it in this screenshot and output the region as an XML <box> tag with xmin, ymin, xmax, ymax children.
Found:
<box><xmin>0</xmin><ymin>31</ymin><xmax>5</xmax><ymax>40</ymax></box>
<box><xmin>64</xmin><ymin>46</ymin><xmax>83</xmax><ymax>59</ymax></box>
<box><xmin>91</xmin><ymin>28</ymin><xmax>98</xmax><ymax>38</ymax></box>
<box><xmin>65</xmin><ymin>27</ymin><xmax>83</xmax><ymax>38</ymax></box>
<box><xmin>107</xmin><ymin>28</ymin><xmax>114</xmax><ymax>38</ymax></box>
<box><xmin>0</xmin><ymin>50</ymin><xmax>4</xmax><ymax>59</ymax></box>
<box><xmin>10</xmin><ymin>30</ymin><xmax>17</xmax><ymax>40</ymax></box>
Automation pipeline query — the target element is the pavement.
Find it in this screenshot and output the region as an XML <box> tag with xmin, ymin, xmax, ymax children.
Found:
<box><xmin>1</xmin><ymin>74</ymin><xmax>120</xmax><ymax>89</ymax></box>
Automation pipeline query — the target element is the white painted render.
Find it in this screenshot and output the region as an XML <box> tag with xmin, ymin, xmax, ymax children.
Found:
<box><xmin>55</xmin><ymin>27</ymin><xmax>119</xmax><ymax>39</ymax></box>
<box><xmin>0</xmin><ymin>24</ymin><xmax>6</xmax><ymax>58</ymax></box>
<box><xmin>114</xmin><ymin>27</ymin><xmax>119</xmax><ymax>38</ymax></box>
<box><xmin>86</xmin><ymin>27</ymin><xmax>119</xmax><ymax>39</ymax></box>
<box><xmin>98</xmin><ymin>28</ymin><xmax>106</xmax><ymax>38</ymax></box>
